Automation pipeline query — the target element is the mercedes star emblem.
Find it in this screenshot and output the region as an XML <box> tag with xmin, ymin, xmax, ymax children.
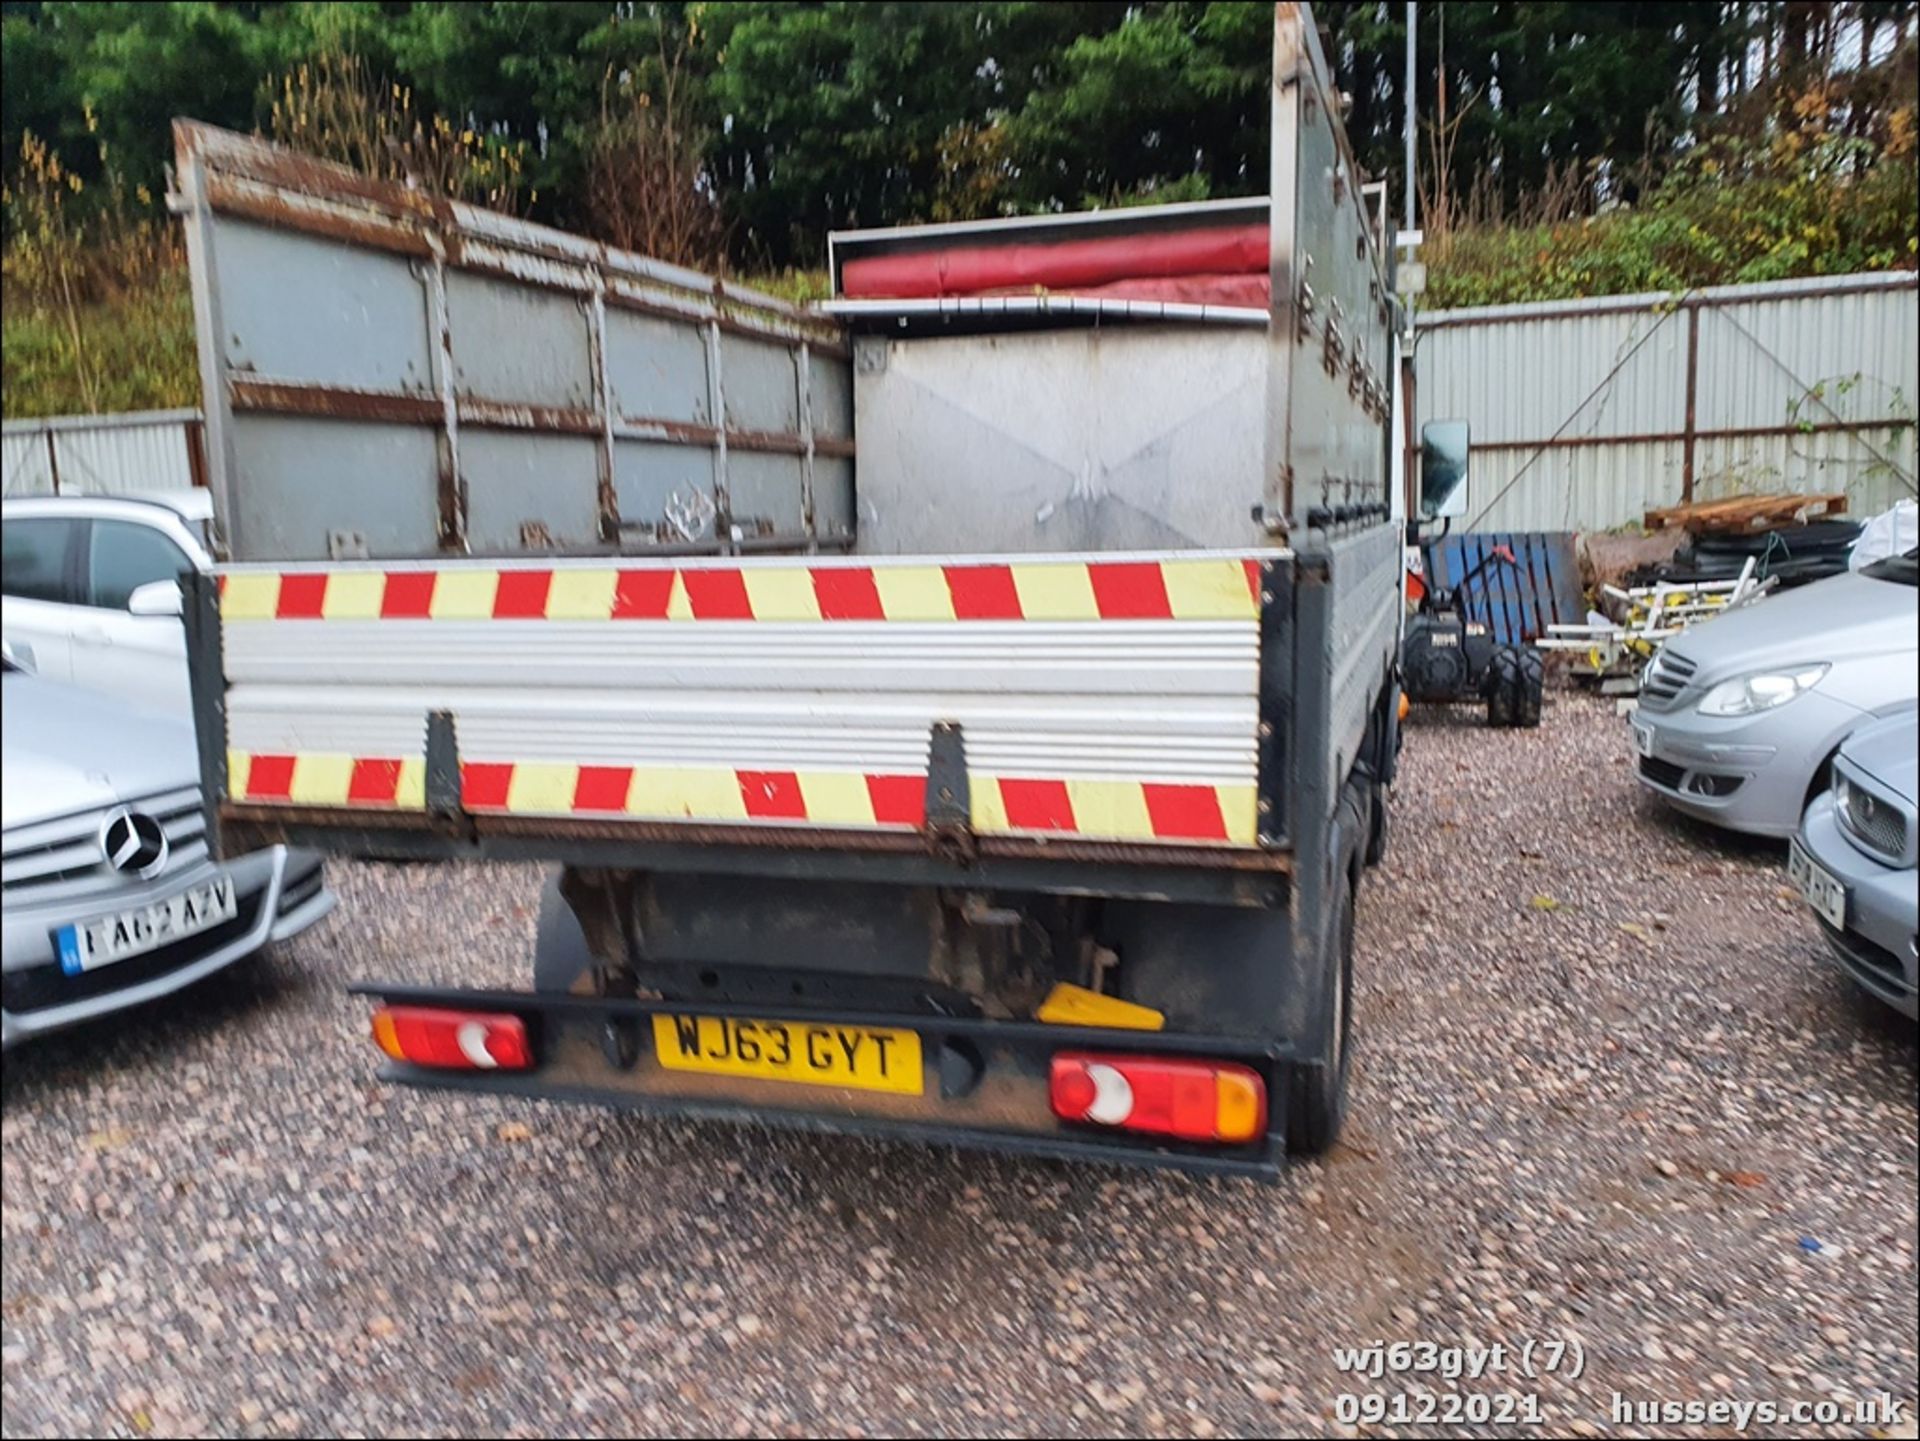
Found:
<box><xmin>99</xmin><ymin>808</ymin><xmax>170</xmax><ymax>878</ymax></box>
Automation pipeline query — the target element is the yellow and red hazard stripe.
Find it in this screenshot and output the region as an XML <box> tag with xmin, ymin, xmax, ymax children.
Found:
<box><xmin>216</xmin><ymin>556</ymin><xmax>1264</xmax><ymax>624</ymax></box>
<box><xmin>227</xmin><ymin>751</ymin><xmax>1257</xmax><ymax>845</ymax></box>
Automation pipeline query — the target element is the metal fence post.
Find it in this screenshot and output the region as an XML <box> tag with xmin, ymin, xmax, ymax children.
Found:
<box><xmin>1682</xmin><ymin>305</ymin><xmax>1700</xmax><ymax>505</ymax></box>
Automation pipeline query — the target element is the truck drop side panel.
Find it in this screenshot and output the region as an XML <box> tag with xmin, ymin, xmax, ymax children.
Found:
<box><xmin>195</xmin><ymin>551</ymin><xmax>1296</xmax><ymax>884</ymax></box>
<box><xmin>173</xmin><ymin>122</ymin><xmax>851</xmax><ymax>563</ymax></box>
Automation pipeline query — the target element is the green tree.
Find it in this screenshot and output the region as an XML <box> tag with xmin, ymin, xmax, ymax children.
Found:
<box><xmin>1004</xmin><ymin>1</ymin><xmax>1269</xmax><ymax>209</ymax></box>
<box><xmin>379</xmin><ymin>0</ymin><xmax>612</xmax><ymax>224</ymax></box>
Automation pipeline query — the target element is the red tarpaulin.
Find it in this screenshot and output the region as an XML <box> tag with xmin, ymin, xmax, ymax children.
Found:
<box><xmin>841</xmin><ymin>223</ymin><xmax>1272</xmax><ymax>305</ymax></box>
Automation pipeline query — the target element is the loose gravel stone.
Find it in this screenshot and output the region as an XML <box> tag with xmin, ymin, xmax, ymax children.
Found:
<box><xmin>2</xmin><ymin>692</ymin><xmax>1914</xmax><ymax>1437</ymax></box>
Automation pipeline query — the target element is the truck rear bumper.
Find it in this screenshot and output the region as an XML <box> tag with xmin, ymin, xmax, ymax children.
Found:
<box><xmin>354</xmin><ymin>983</ymin><xmax>1296</xmax><ymax>1178</ymax></box>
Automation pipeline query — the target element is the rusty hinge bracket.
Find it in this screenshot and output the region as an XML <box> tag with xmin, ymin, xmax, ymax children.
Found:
<box><xmin>923</xmin><ymin>721</ymin><xmax>976</xmax><ymax>866</ymax></box>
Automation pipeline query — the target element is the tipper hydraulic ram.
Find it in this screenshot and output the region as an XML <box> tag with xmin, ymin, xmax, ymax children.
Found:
<box><xmin>174</xmin><ymin>2</ymin><xmax>1409</xmax><ymax>1176</ymax></box>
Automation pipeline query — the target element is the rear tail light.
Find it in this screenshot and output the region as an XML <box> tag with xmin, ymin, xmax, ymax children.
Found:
<box><xmin>371</xmin><ymin>1006</ymin><xmax>532</xmax><ymax>1071</ymax></box>
<box><xmin>1049</xmin><ymin>1052</ymin><xmax>1266</xmax><ymax>1144</ymax></box>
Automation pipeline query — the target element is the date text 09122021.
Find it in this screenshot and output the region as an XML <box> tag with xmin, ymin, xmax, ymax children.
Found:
<box><xmin>1335</xmin><ymin>1393</ymin><xmax>1545</xmax><ymax>1426</ymax></box>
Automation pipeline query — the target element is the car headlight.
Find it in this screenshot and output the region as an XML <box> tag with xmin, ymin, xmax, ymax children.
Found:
<box><xmin>1696</xmin><ymin>664</ymin><xmax>1829</xmax><ymax>717</ymax></box>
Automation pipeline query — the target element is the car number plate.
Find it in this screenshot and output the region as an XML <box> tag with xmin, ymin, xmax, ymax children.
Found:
<box><xmin>652</xmin><ymin>1015</ymin><xmax>923</xmax><ymax>1096</ymax></box>
<box><xmin>1631</xmin><ymin>717</ymin><xmax>1655</xmax><ymax>757</ymax></box>
<box><xmin>55</xmin><ymin>873</ymin><xmax>238</xmax><ymax>975</ymax></box>
<box><xmin>1788</xmin><ymin>840</ymin><xmax>1847</xmax><ymax>931</ymax></box>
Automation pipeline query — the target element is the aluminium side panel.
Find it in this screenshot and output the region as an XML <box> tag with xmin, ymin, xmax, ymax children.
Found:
<box><xmin>1318</xmin><ymin>522</ymin><xmax>1401</xmax><ymax>796</ymax></box>
<box><xmin>211</xmin><ymin>550</ymin><xmax>1272</xmax><ymax>854</ymax></box>
<box><xmin>851</xmin><ymin>326</ymin><xmax>1272</xmax><ymax>556</ymax></box>
<box><xmin>1269</xmin><ymin>4</ymin><xmax>1395</xmax><ymax>528</ymax></box>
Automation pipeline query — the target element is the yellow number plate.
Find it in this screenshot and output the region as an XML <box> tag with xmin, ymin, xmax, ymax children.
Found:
<box><xmin>651</xmin><ymin>1015</ymin><xmax>924</xmax><ymax>1096</ymax></box>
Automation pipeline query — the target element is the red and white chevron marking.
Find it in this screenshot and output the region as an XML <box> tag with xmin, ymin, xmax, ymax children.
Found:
<box><xmin>226</xmin><ymin>751</ymin><xmax>1257</xmax><ymax>846</ymax></box>
<box><xmin>217</xmin><ymin>556</ymin><xmax>1266</xmax><ymax>624</ymax></box>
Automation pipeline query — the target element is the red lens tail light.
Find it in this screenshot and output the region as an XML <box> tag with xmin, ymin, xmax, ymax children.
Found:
<box><xmin>371</xmin><ymin>1006</ymin><xmax>532</xmax><ymax>1071</ymax></box>
<box><xmin>1049</xmin><ymin>1052</ymin><xmax>1266</xmax><ymax>1144</ymax></box>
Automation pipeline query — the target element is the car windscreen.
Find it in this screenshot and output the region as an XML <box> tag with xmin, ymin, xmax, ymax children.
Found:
<box><xmin>1860</xmin><ymin>546</ymin><xmax>1918</xmax><ymax>587</ymax></box>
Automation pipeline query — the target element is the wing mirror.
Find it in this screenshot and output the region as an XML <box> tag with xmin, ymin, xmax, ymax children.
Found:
<box><xmin>128</xmin><ymin>579</ymin><xmax>184</xmax><ymax>617</ymax></box>
<box><xmin>1419</xmin><ymin>418</ymin><xmax>1471</xmax><ymax>520</ymax></box>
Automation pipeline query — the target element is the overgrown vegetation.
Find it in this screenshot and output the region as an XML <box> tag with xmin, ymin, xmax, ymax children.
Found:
<box><xmin>263</xmin><ymin>49</ymin><xmax>531</xmax><ymax>214</ymax></box>
<box><xmin>3</xmin><ymin>1</ymin><xmax>1916</xmax><ymax>415</ymax></box>
<box><xmin>1</xmin><ymin>108</ymin><xmax>189</xmax><ymax>415</ymax></box>
<box><xmin>1427</xmin><ymin>70</ymin><xmax>1920</xmax><ymax>306</ymax></box>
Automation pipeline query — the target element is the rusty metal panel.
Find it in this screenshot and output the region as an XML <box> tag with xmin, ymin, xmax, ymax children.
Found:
<box><xmin>227</xmin><ymin>415</ymin><xmax>440</xmax><ymax>560</ymax></box>
<box><xmin>719</xmin><ymin>333</ymin><xmax>799</xmax><ymax>434</ymax></box>
<box><xmin>606</xmin><ymin>310</ymin><xmax>711</xmax><ymax>424</ymax></box>
<box><xmin>727</xmin><ymin>451</ymin><xmax>807</xmax><ymax>538</ymax></box>
<box><xmin>460</xmin><ymin>431</ymin><xmax>602</xmax><ymax>552</ymax></box>
<box><xmin>809</xmin><ymin>351</ymin><xmax>853</xmax><ymax>441</ymax></box>
<box><xmin>613</xmin><ymin>441</ymin><xmax>718</xmax><ymax>545</ymax></box>
<box><xmin>172</xmin><ymin>121</ymin><xmax>849</xmax><ymax>563</ymax></box>
<box><xmin>445</xmin><ymin>270</ymin><xmax>594</xmax><ymax>410</ymax></box>
<box><xmin>212</xmin><ymin>219</ymin><xmax>434</xmax><ymax>393</ymax></box>
<box><xmin>813</xmin><ymin>456</ymin><xmax>856</xmax><ymax>544</ymax></box>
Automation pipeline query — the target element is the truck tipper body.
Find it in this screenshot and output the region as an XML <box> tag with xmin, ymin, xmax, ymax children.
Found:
<box><xmin>173</xmin><ymin>3</ymin><xmax>1408</xmax><ymax>1176</ymax></box>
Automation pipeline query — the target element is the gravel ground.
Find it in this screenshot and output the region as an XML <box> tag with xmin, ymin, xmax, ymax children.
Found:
<box><xmin>3</xmin><ymin>691</ymin><xmax>1915</xmax><ymax>1439</ymax></box>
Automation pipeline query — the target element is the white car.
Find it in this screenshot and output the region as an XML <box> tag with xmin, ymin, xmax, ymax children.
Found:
<box><xmin>1</xmin><ymin>491</ymin><xmax>215</xmax><ymax>717</ymax></box>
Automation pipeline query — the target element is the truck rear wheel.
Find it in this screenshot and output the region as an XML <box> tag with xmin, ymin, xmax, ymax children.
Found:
<box><xmin>1286</xmin><ymin>870</ymin><xmax>1354</xmax><ymax>1155</ymax></box>
<box><xmin>1363</xmin><ymin>779</ymin><xmax>1389</xmax><ymax>867</ymax></box>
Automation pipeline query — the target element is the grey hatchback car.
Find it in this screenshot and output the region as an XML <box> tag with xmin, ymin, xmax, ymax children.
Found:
<box><xmin>1</xmin><ymin>649</ymin><xmax>334</xmax><ymax>1047</ymax></box>
<box><xmin>1631</xmin><ymin>548</ymin><xmax>1920</xmax><ymax>836</ymax></box>
<box><xmin>1792</xmin><ymin>708</ymin><xmax>1920</xmax><ymax>1018</ymax></box>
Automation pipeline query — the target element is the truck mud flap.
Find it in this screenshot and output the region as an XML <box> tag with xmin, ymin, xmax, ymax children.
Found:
<box><xmin>352</xmin><ymin>983</ymin><xmax>1297</xmax><ymax>1179</ymax></box>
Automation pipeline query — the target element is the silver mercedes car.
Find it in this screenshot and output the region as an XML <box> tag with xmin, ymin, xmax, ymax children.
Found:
<box><xmin>1630</xmin><ymin>548</ymin><xmax>1919</xmax><ymax>837</ymax></box>
<box><xmin>1</xmin><ymin>645</ymin><xmax>334</xmax><ymax>1048</ymax></box>
<box><xmin>1793</xmin><ymin>708</ymin><xmax>1920</xmax><ymax>1018</ymax></box>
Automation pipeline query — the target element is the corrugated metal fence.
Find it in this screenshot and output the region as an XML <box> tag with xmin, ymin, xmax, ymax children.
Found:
<box><xmin>1415</xmin><ymin>271</ymin><xmax>1919</xmax><ymax>534</ymax></box>
<box><xmin>1</xmin><ymin>409</ymin><xmax>206</xmax><ymax>498</ymax></box>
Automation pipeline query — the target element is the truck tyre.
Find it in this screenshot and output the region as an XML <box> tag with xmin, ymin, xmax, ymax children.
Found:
<box><xmin>1515</xmin><ymin>649</ymin><xmax>1545</xmax><ymax>728</ymax></box>
<box><xmin>1286</xmin><ymin>870</ymin><xmax>1355</xmax><ymax>1155</ymax></box>
<box><xmin>532</xmin><ymin>867</ymin><xmax>598</xmax><ymax>995</ymax></box>
<box><xmin>1363</xmin><ymin>780</ymin><xmax>1389</xmax><ymax>867</ymax></box>
<box><xmin>1486</xmin><ymin>647</ymin><xmax>1520</xmax><ymax>728</ymax></box>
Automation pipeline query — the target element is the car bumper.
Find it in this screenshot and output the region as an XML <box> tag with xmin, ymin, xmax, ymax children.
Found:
<box><xmin>1798</xmin><ymin>797</ymin><xmax>1920</xmax><ymax>1018</ymax></box>
<box><xmin>1</xmin><ymin>846</ymin><xmax>334</xmax><ymax>1049</ymax></box>
<box><xmin>1630</xmin><ymin>691</ymin><xmax>1866</xmax><ymax>837</ymax></box>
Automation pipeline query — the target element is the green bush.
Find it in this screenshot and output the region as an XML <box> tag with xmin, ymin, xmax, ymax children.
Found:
<box><xmin>1428</xmin><ymin>103</ymin><xmax>1919</xmax><ymax>308</ymax></box>
<box><xmin>1</xmin><ymin>280</ymin><xmax>197</xmax><ymax>418</ymax></box>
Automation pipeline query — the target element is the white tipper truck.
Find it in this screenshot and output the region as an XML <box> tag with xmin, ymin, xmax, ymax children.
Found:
<box><xmin>168</xmin><ymin>3</ymin><xmax>1458</xmax><ymax>1176</ymax></box>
